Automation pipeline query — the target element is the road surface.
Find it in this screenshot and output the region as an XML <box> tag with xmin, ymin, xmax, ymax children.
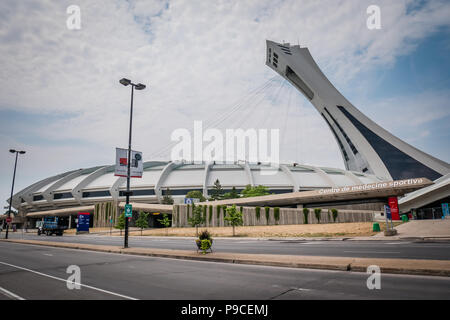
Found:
<box><xmin>0</xmin><ymin>241</ymin><xmax>449</xmax><ymax>300</ymax></box>
<box><xmin>4</xmin><ymin>232</ymin><xmax>450</xmax><ymax>260</ymax></box>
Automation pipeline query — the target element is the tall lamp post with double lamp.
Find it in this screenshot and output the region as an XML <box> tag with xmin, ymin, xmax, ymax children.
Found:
<box><xmin>119</xmin><ymin>78</ymin><xmax>146</xmax><ymax>248</ymax></box>
<box><xmin>5</xmin><ymin>149</ymin><xmax>26</xmax><ymax>239</ymax></box>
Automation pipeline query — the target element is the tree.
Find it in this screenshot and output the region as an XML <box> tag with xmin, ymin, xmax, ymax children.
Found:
<box><xmin>240</xmin><ymin>185</ymin><xmax>271</xmax><ymax>198</ymax></box>
<box><xmin>114</xmin><ymin>212</ymin><xmax>126</xmax><ymax>236</ymax></box>
<box><xmin>188</xmin><ymin>205</ymin><xmax>205</xmax><ymax>236</ymax></box>
<box><xmin>222</xmin><ymin>186</ymin><xmax>240</xmax><ymax>199</ymax></box>
<box><xmin>186</xmin><ymin>190</ymin><xmax>206</xmax><ymax>202</ymax></box>
<box><xmin>161</xmin><ymin>188</ymin><xmax>174</xmax><ymax>205</ymax></box>
<box><xmin>135</xmin><ymin>211</ymin><xmax>149</xmax><ymax>236</ymax></box>
<box><xmin>224</xmin><ymin>204</ymin><xmax>243</xmax><ymax>236</ymax></box>
<box><xmin>209</xmin><ymin>179</ymin><xmax>224</xmax><ymax>200</ymax></box>
<box><xmin>157</xmin><ymin>213</ymin><xmax>171</xmax><ymax>236</ymax></box>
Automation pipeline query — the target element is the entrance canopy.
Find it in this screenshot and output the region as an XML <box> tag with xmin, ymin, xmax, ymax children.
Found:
<box><xmin>204</xmin><ymin>178</ymin><xmax>433</xmax><ymax>207</ymax></box>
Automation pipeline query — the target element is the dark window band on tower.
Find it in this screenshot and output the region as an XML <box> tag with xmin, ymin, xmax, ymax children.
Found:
<box><xmin>285</xmin><ymin>66</ymin><xmax>314</xmax><ymax>100</ymax></box>
<box><xmin>321</xmin><ymin>113</ymin><xmax>349</xmax><ymax>162</ymax></box>
<box><xmin>324</xmin><ymin>107</ymin><xmax>359</xmax><ymax>155</ymax></box>
<box><xmin>337</xmin><ymin>105</ymin><xmax>442</xmax><ymax>181</ymax></box>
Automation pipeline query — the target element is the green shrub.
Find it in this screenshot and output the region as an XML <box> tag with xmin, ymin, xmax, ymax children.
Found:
<box><xmin>274</xmin><ymin>207</ymin><xmax>280</xmax><ymax>223</ymax></box>
<box><xmin>314</xmin><ymin>208</ymin><xmax>322</xmax><ymax>223</ymax></box>
<box><xmin>216</xmin><ymin>205</ymin><xmax>221</xmax><ymax>219</ymax></box>
<box><xmin>303</xmin><ymin>208</ymin><xmax>309</xmax><ymax>224</ymax></box>
<box><xmin>198</xmin><ymin>229</ymin><xmax>212</xmax><ymax>241</ymax></box>
<box><xmin>255</xmin><ymin>206</ymin><xmax>261</xmax><ymax>221</ymax></box>
<box><xmin>240</xmin><ymin>206</ymin><xmax>243</xmax><ymax>213</ymax></box>
<box><xmin>202</xmin><ymin>205</ymin><xmax>207</xmax><ymax>223</ymax></box>
<box><xmin>265</xmin><ymin>207</ymin><xmax>270</xmax><ymax>225</ymax></box>
<box><xmin>331</xmin><ymin>208</ymin><xmax>338</xmax><ymax>222</ymax></box>
<box><xmin>200</xmin><ymin>239</ymin><xmax>212</xmax><ymax>254</ymax></box>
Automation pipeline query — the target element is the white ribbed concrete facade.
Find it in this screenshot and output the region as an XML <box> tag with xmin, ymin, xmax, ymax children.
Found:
<box><xmin>11</xmin><ymin>161</ymin><xmax>384</xmax><ymax>213</ymax></box>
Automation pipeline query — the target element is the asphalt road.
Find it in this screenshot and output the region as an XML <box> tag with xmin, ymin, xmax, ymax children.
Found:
<box><xmin>4</xmin><ymin>232</ymin><xmax>450</xmax><ymax>260</ymax></box>
<box><xmin>0</xmin><ymin>241</ymin><xmax>449</xmax><ymax>300</ymax></box>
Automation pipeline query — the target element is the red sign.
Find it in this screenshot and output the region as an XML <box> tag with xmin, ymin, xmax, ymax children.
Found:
<box><xmin>6</xmin><ymin>217</ymin><xmax>12</xmax><ymax>223</ymax></box>
<box><xmin>388</xmin><ymin>197</ymin><xmax>400</xmax><ymax>220</ymax></box>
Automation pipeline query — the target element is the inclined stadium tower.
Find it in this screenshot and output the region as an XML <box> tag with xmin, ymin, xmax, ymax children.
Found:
<box><xmin>7</xmin><ymin>40</ymin><xmax>449</xmax><ymax>214</ymax></box>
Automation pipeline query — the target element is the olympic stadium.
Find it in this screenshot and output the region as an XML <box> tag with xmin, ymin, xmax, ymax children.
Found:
<box><xmin>4</xmin><ymin>40</ymin><xmax>449</xmax><ymax>225</ymax></box>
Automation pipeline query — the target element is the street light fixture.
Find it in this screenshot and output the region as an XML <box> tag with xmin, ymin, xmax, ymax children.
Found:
<box><xmin>5</xmin><ymin>149</ymin><xmax>26</xmax><ymax>239</ymax></box>
<box><xmin>119</xmin><ymin>78</ymin><xmax>146</xmax><ymax>248</ymax></box>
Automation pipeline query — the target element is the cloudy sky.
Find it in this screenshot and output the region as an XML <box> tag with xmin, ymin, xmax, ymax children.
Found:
<box><xmin>1</xmin><ymin>0</ymin><xmax>449</xmax><ymax>208</ymax></box>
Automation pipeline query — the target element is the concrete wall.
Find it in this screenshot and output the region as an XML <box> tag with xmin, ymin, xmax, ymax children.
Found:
<box><xmin>93</xmin><ymin>201</ymin><xmax>119</xmax><ymax>228</ymax></box>
<box><xmin>172</xmin><ymin>204</ymin><xmax>374</xmax><ymax>227</ymax></box>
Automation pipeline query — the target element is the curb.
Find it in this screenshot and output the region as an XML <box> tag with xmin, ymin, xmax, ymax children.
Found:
<box><xmin>2</xmin><ymin>239</ymin><xmax>450</xmax><ymax>277</ymax></box>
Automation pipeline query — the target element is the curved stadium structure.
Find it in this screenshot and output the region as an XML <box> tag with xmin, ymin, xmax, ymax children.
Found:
<box><xmin>11</xmin><ymin>162</ymin><xmax>384</xmax><ymax>213</ymax></box>
<box><xmin>7</xmin><ymin>40</ymin><xmax>449</xmax><ymax>218</ymax></box>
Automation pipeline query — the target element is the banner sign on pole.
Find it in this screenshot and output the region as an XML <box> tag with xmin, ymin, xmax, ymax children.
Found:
<box><xmin>125</xmin><ymin>204</ymin><xmax>133</xmax><ymax>218</ymax></box>
<box><xmin>77</xmin><ymin>212</ymin><xmax>90</xmax><ymax>233</ymax></box>
<box><xmin>114</xmin><ymin>147</ymin><xmax>143</xmax><ymax>178</ymax></box>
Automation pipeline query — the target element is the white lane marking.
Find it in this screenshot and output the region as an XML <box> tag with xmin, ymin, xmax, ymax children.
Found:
<box><xmin>385</xmin><ymin>242</ymin><xmax>411</xmax><ymax>245</ymax></box>
<box><xmin>344</xmin><ymin>251</ymin><xmax>401</xmax><ymax>254</ymax></box>
<box><xmin>43</xmin><ymin>253</ymin><xmax>53</xmax><ymax>256</ymax></box>
<box><xmin>0</xmin><ymin>261</ymin><xmax>137</xmax><ymax>300</ymax></box>
<box><xmin>0</xmin><ymin>286</ymin><xmax>25</xmax><ymax>300</ymax></box>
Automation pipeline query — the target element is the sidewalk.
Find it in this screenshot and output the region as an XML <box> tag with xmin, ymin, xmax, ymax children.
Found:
<box><xmin>2</xmin><ymin>238</ymin><xmax>450</xmax><ymax>277</ymax></box>
<box><xmin>373</xmin><ymin>219</ymin><xmax>450</xmax><ymax>240</ymax></box>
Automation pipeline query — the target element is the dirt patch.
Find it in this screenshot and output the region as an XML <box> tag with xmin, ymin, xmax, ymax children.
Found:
<box><xmin>107</xmin><ymin>222</ymin><xmax>402</xmax><ymax>238</ymax></box>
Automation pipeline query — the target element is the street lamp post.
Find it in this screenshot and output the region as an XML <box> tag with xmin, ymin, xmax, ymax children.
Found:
<box><xmin>5</xmin><ymin>149</ymin><xmax>25</xmax><ymax>239</ymax></box>
<box><xmin>119</xmin><ymin>78</ymin><xmax>146</xmax><ymax>248</ymax></box>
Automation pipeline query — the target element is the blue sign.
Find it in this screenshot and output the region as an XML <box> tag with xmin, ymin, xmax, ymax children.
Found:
<box><xmin>125</xmin><ymin>204</ymin><xmax>133</xmax><ymax>218</ymax></box>
<box><xmin>77</xmin><ymin>213</ymin><xmax>90</xmax><ymax>232</ymax></box>
<box><xmin>184</xmin><ymin>198</ymin><xmax>193</xmax><ymax>204</ymax></box>
<box><xmin>442</xmin><ymin>203</ymin><xmax>449</xmax><ymax>218</ymax></box>
<box><xmin>384</xmin><ymin>205</ymin><xmax>392</xmax><ymax>220</ymax></box>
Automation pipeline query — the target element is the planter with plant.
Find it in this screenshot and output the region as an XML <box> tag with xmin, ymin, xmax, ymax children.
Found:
<box><xmin>195</xmin><ymin>229</ymin><xmax>213</xmax><ymax>254</ymax></box>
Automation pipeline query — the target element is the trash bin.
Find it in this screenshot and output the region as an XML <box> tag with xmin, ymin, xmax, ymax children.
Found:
<box><xmin>401</xmin><ymin>214</ymin><xmax>409</xmax><ymax>222</ymax></box>
<box><xmin>373</xmin><ymin>222</ymin><xmax>381</xmax><ymax>232</ymax></box>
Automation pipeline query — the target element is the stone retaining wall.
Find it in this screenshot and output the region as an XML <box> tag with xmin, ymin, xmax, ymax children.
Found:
<box><xmin>172</xmin><ymin>204</ymin><xmax>374</xmax><ymax>227</ymax></box>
